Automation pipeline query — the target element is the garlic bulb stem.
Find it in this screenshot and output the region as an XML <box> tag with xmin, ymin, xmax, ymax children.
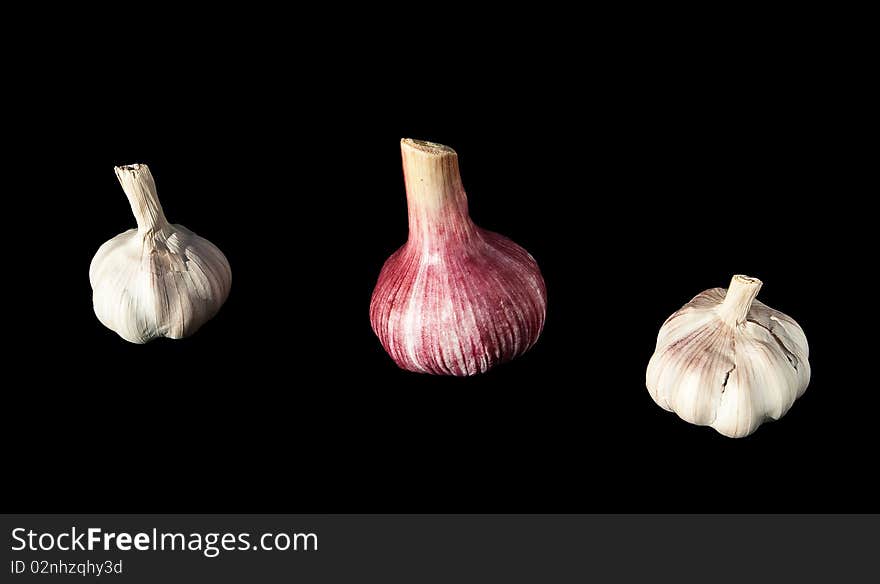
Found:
<box><xmin>717</xmin><ymin>274</ymin><xmax>763</xmax><ymax>327</ymax></box>
<box><xmin>114</xmin><ymin>164</ymin><xmax>168</xmax><ymax>233</ymax></box>
<box><xmin>401</xmin><ymin>139</ymin><xmax>475</xmax><ymax>244</ymax></box>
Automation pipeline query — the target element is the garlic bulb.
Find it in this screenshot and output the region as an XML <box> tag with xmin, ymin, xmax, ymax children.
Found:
<box><xmin>646</xmin><ymin>275</ymin><xmax>810</xmax><ymax>438</ymax></box>
<box><xmin>90</xmin><ymin>164</ymin><xmax>231</xmax><ymax>343</ymax></box>
<box><xmin>370</xmin><ymin>139</ymin><xmax>547</xmax><ymax>376</ymax></box>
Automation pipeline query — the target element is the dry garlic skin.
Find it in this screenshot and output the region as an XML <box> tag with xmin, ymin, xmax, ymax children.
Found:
<box><xmin>646</xmin><ymin>275</ymin><xmax>810</xmax><ymax>438</ymax></box>
<box><xmin>370</xmin><ymin>139</ymin><xmax>547</xmax><ymax>376</ymax></box>
<box><xmin>90</xmin><ymin>164</ymin><xmax>231</xmax><ymax>343</ymax></box>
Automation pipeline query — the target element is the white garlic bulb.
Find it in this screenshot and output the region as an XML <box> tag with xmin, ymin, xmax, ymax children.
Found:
<box><xmin>89</xmin><ymin>164</ymin><xmax>231</xmax><ymax>343</ymax></box>
<box><xmin>646</xmin><ymin>275</ymin><xmax>810</xmax><ymax>438</ymax></box>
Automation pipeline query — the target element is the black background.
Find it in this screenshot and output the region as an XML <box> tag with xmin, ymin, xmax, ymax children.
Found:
<box><xmin>6</xmin><ymin>14</ymin><xmax>873</xmax><ymax>513</ymax></box>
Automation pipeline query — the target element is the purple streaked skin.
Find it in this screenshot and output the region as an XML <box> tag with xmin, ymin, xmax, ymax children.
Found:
<box><xmin>369</xmin><ymin>139</ymin><xmax>547</xmax><ymax>376</ymax></box>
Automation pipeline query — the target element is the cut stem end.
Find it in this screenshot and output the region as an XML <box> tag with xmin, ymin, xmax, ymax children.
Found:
<box><xmin>401</xmin><ymin>138</ymin><xmax>457</xmax><ymax>157</ymax></box>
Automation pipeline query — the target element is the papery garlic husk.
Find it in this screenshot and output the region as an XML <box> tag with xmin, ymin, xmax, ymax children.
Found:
<box><xmin>89</xmin><ymin>164</ymin><xmax>231</xmax><ymax>343</ymax></box>
<box><xmin>369</xmin><ymin>139</ymin><xmax>547</xmax><ymax>376</ymax></box>
<box><xmin>646</xmin><ymin>275</ymin><xmax>810</xmax><ymax>438</ymax></box>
